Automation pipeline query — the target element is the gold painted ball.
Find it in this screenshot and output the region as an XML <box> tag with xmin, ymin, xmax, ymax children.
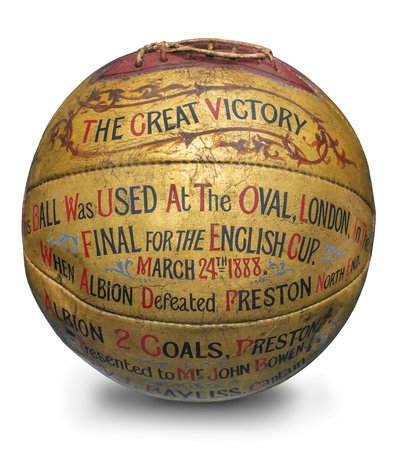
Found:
<box><xmin>23</xmin><ymin>39</ymin><xmax>374</xmax><ymax>401</ymax></box>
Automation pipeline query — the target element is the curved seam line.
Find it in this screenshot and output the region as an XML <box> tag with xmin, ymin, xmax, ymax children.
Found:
<box><xmin>99</xmin><ymin>63</ymin><xmax>315</xmax><ymax>94</ymax></box>
<box><xmin>24</xmin><ymin>252</ymin><xmax>370</xmax><ymax>327</ymax></box>
<box><xmin>25</xmin><ymin>160</ymin><xmax>373</xmax><ymax>212</ymax></box>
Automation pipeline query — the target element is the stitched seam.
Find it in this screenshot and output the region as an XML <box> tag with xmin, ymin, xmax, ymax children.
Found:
<box><xmin>24</xmin><ymin>252</ymin><xmax>370</xmax><ymax>327</ymax></box>
<box><xmin>99</xmin><ymin>63</ymin><xmax>314</xmax><ymax>94</ymax></box>
<box><xmin>25</xmin><ymin>160</ymin><xmax>373</xmax><ymax>212</ymax></box>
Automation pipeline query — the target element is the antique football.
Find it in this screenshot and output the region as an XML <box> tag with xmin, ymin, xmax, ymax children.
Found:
<box><xmin>22</xmin><ymin>39</ymin><xmax>374</xmax><ymax>401</ymax></box>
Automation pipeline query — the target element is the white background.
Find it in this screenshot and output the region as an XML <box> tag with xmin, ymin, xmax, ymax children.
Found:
<box><xmin>1</xmin><ymin>1</ymin><xmax>399</xmax><ymax>448</ymax></box>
